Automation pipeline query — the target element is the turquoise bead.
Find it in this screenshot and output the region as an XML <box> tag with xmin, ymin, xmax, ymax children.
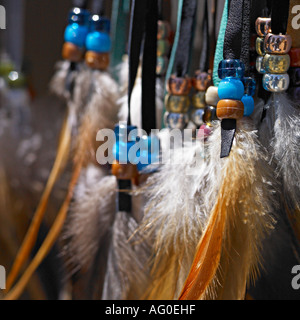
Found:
<box><xmin>241</xmin><ymin>95</ymin><xmax>254</xmax><ymax>116</ymax></box>
<box><xmin>64</xmin><ymin>24</ymin><xmax>89</xmax><ymax>48</ymax></box>
<box><xmin>218</xmin><ymin>77</ymin><xmax>245</xmax><ymax>100</ymax></box>
<box><xmin>86</xmin><ymin>31</ymin><xmax>111</xmax><ymax>53</ymax></box>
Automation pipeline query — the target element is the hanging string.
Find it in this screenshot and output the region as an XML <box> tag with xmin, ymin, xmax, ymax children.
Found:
<box><xmin>199</xmin><ymin>0</ymin><xmax>210</xmax><ymax>73</ymax></box>
<box><xmin>92</xmin><ymin>0</ymin><xmax>106</xmax><ymax>16</ymax></box>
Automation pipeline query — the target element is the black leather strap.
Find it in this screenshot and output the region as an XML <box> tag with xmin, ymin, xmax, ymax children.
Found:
<box><xmin>72</xmin><ymin>0</ymin><xmax>89</xmax><ymax>9</ymax></box>
<box><xmin>199</xmin><ymin>0</ymin><xmax>210</xmax><ymax>72</ymax></box>
<box><xmin>92</xmin><ymin>0</ymin><xmax>106</xmax><ymax>15</ymax></box>
<box><xmin>270</xmin><ymin>0</ymin><xmax>290</xmax><ymax>34</ymax></box>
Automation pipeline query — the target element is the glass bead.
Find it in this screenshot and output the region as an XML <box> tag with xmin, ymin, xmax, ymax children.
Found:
<box><xmin>136</xmin><ymin>135</ymin><xmax>160</xmax><ymax>172</ymax></box>
<box><xmin>86</xmin><ymin>31</ymin><xmax>111</xmax><ymax>53</ymax></box>
<box><xmin>242</xmin><ymin>77</ymin><xmax>256</xmax><ymax>96</ymax></box>
<box><xmin>156</xmin><ymin>56</ymin><xmax>168</xmax><ymax>75</ymax></box>
<box><xmin>167</xmin><ymin>75</ymin><xmax>192</xmax><ymax>95</ymax></box>
<box><xmin>218</xmin><ymin>59</ymin><xmax>245</xmax><ymax>79</ymax></box>
<box><xmin>262</xmin><ymin>54</ymin><xmax>290</xmax><ymax>74</ymax></box>
<box><xmin>164</xmin><ymin>112</ymin><xmax>189</xmax><ymax>130</ymax></box>
<box><xmin>218</xmin><ymin>77</ymin><xmax>245</xmax><ymax>100</ymax></box>
<box><xmin>157</xmin><ymin>21</ymin><xmax>171</xmax><ymax>40</ymax></box>
<box><xmin>256</xmin><ymin>37</ymin><xmax>265</xmax><ymax>56</ymax></box>
<box><xmin>193</xmin><ymin>70</ymin><xmax>212</xmax><ymax>91</ymax></box>
<box><xmin>289</xmin><ymin>48</ymin><xmax>300</xmax><ymax>67</ymax></box>
<box><xmin>263</xmin><ymin>73</ymin><xmax>290</xmax><ymax>92</ymax></box>
<box><xmin>216</xmin><ymin>99</ymin><xmax>244</xmax><ymax>120</ymax></box>
<box><xmin>255</xmin><ymin>17</ymin><xmax>272</xmax><ymax>37</ymax></box>
<box><xmin>62</xmin><ymin>42</ymin><xmax>83</xmax><ymax>62</ymax></box>
<box><xmin>192</xmin><ymin>91</ymin><xmax>206</xmax><ymax>109</ymax></box>
<box><xmin>256</xmin><ymin>56</ymin><xmax>266</xmax><ymax>74</ymax></box>
<box><xmin>165</xmin><ymin>94</ymin><xmax>190</xmax><ymax>113</ymax></box>
<box><xmin>205</xmin><ymin>86</ymin><xmax>219</xmax><ymax>106</ymax></box>
<box><xmin>89</xmin><ymin>15</ymin><xmax>110</xmax><ymax>33</ymax></box>
<box><xmin>288</xmin><ymin>67</ymin><xmax>300</xmax><ymax>87</ymax></box>
<box><xmin>264</xmin><ymin>33</ymin><xmax>292</xmax><ymax>55</ymax></box>
<box><xmin>157</xmin><ymin>39</ymin><xmax>170</xmax><ymax>57</ymax></box>
<box><xmin>241</xmin><ymin>95</ymin><xmax>254</xmax><ymax>116</ymax></box>
<box><xmin>191</xmin><ymin>108</ymin><xmax>205</xmax><ymax>127</ymax></box>
<box><xmin>203</xmin><ymin>105</ymin><xmax>218</xmax><ymax>124</ymax></box>
<box><xmin>197</xmin><ymin>124</ymin><xmax>212</xmax><ymax>140</ymax></box>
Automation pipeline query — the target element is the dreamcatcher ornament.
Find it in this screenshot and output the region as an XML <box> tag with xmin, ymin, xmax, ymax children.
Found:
<box><xmin>135</xmin><ymin>0</ymin><xmax>278</xmax><ymax>301</ymax></box>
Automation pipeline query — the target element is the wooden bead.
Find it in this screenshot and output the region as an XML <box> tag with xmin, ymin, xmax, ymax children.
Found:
<box><xmin>255</xmin><ymin>17</ymin><xmax>272</xmax><ymax>37</ymax></box>
<box><xmin>205</xmin><ymin>86</ymin><xmax>219</xmax><ymax>106</ymax></box>
<box><xmin>264</xmin><ymin>33</ymin><xmax>292</xmax><ymax>55</ymax></box>
<box><xmin>111</xmin><ymin>160</ymin><xmax>139</xmax><ymax>180</ymax></box>
<box><xmin>85</xmin><ymin>51</ymin><xmax>110</xmax><ymax>70</ymax></box>
<box><xmin>193</xmin><ymin>70</ymin><xmax>212</xmax><ymax>91</ymax></box>
<box><xmin>289</xmin><ymin>48</ymin><xmax>300</xmax><ymax>67</ymax></box>
<box><xmin>216</xmin><ymin>99</ymin><xmax>244</xmax><ymax>120</ymax></box>
<box><xmin>62</xmin><ymin>42</ymin><xmax>83</xmax><ymax>62</ymax></box>
<box><xmin>166</xmin><ymin>75</ymin><xmax>192</xmax><ymax>96</ymax></box>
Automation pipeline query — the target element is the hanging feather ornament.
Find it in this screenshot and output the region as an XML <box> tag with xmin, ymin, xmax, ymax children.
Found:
<box><xmin>179</xmin><ymin>0</ymin><xmax>277</xmax><ymax>300</ymax></box>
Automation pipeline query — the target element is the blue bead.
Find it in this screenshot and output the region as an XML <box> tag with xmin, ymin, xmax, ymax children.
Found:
<box><xmin>89</xmin><ymin>15</ymin><xmax>111</xmax><ymax>33</ymax></box>
<box><xmin>113</xmin><ymin>124</ymin><xmax>138</xmax><ymax>163</ymax></box>
<box><xmin>164</xmin><ymin>112</ymin><xmax>189</xmax><ymax>130</ymax></box>
<box><xmin>218</xmin><ymin>78</ymin><xmax>245</xmax><ymax>100</ymax></box>
<box><xmin>241</xmin><ymin>95</ymin><xmax>254</xmax><ymax>116</ymax></box>
<box><xmin>218</xmin><ymin>59</ymin><xmax>245</xmax><ymax>79</ymax></box>
<box><xmin>64</xmin><ymin>24</ymin><xmax>89</xmax><ymax>48</ymax></box>
<box><xmin>86</xmin><ymin>31</ymin><xmax>111</xmax><ymax>53</ymax></box>
<box><xmin>68</xmin><ymin>8</ymin><xmax>90</xmax><ymax>25</ymax></box>
<box><xmin>136</xmin><ymin>135</ymin><xmax>160</xmax><ymax>172</ymax></box>
<box><xmin>242</xmin><ymin>77</ymin><xmax>256</xmax><ymax>96</ymax></box>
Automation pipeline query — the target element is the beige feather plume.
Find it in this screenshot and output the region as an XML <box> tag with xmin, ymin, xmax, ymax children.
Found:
<box><xmin>179</xmin><ymin>118</ymin><xmax>276</xmax><ymax>300</ymax></box>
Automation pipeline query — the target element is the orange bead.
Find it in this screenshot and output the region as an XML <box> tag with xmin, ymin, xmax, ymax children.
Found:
<box><xmin>289</xmin><ymin>48</ymin><xmax>300</xmax><ymax>67</ymax></box>
<box><xmin>85</xmin><ymin>51</ymin><xmax>110</xmax><ymax>70</ymax></box>
<box><xmin>111</xmin><ymin>160</ymin><xmax>139</xmax><ymax>181</ymax></box>
<box><xmin>62</xmin><ymin>42</ymin><xmax>84</xmax><ymax>62</ymax></box>
<box><xmin>216</xmin><ymin>99</ymin><xmax>244</xmax><ymax>120</ymax></box>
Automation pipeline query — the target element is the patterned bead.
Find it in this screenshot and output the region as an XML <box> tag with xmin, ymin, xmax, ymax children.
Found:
<box><xmin>218</xmin><ymin>59</ymin><xmax>245</xmax><ymax>79</ymax></box>
<box><xmin>218</xmin><ymin>77</ymin><xmax>245</xmax><ymax>100</ymax></box>
<box><xmin>241</xmin><ymin>95</ymin><xmax>254</xmax><ymax>117</ymax></box>
<box><xmin>263</xmin><ymin>73</ymin><xmax>290</xmax><ymax>92</ymax></box>
<box><xmin>264</xmin><ymin>34</ymin><xmax>292</xmax><ymax>55</ymax></box>
<box><xmin>192</xmin><ymin>91</ymin><xmax>206</xmax><ymax>109</ymax></box>
<box><xmin>203</xmin><ymin>105</ymin><xmax>217</xmax><ymax>124</ymax></box>
<box><xmin>205</xmin><ymin>86</ymin><xmax>219</xmax><ymax>106</ymax></box>
<box><xmin>191</xmin><ymin>108</ymin><xmax>205</xmax><ymax>127</ymax></box>
<box><xmin>242</xmin><ymin>77</ymin><xmax>256</xmax><ymax>96</ymax></box>
<box><xmin>156</xmin><ymin>56</ymin><xmax>168</xmax><ymax>75</ymax></box>
<box><xmin>157</xmin><ymin>20</ymin><xmax>171</xmax><ymax>40</ymax></box>
<box><xmin>256</xmin><ymin>37</ymin><xmax>265</xmax><ymax>56</ymax></box>
<box><xmin>193</xmin><ymin>70</ymin><xmax>212</xmax><ymax>91</ymax></box>
<box><xmin>216</xmin><ymin>99</ymin><xmax>244</xmax><ymax>120</ymax></box>
<box><xmin>262</xmin><ymin>54</ymin><xmax>290</xmax><ymax>74</ymax></box>
<box><xmin>157</xmin><ymin>39</ymin><xmax>170</xmax><ymax>57</ymax></box>
<box><xmin>165</xmin><ymin>94</ymin><xmax>190</xmax><ymax>113</ymax></box>
<box><xmin>288</xmin><ymin>67</ymin><xmax>300</xmax><ymax>87</ymax></box>
<box><xmin>256</xmin><ymin>56</ymin><xmax>266</xmax><ymax>74</ymax></box>
<box><xmin>289</xmin><ymin>48</ymin><xmax>300</xmax><ymax>67</ymax></box>
<box><xmin>62</xmin><ymin>42</ymin><xmax>83</xmax><ymax>62</ymax></box>
<box><xmin>255</xmin><ymin>17</ymin><xmax>272</xmax><ymax>37</ymax></box>
<box><xmin>167</xmin><ymin>76</ymin><xmax>192</xmax><ymax>96</ymax></box>
<box><xmin>164</xmin><ymin>112</ymin><xmax>189</xmax><ymax>130</ymax></box>
<box><xmin>85</xmin><ymin>52</ymin><xmax>110</xmax><ymax>70</ymax></box>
